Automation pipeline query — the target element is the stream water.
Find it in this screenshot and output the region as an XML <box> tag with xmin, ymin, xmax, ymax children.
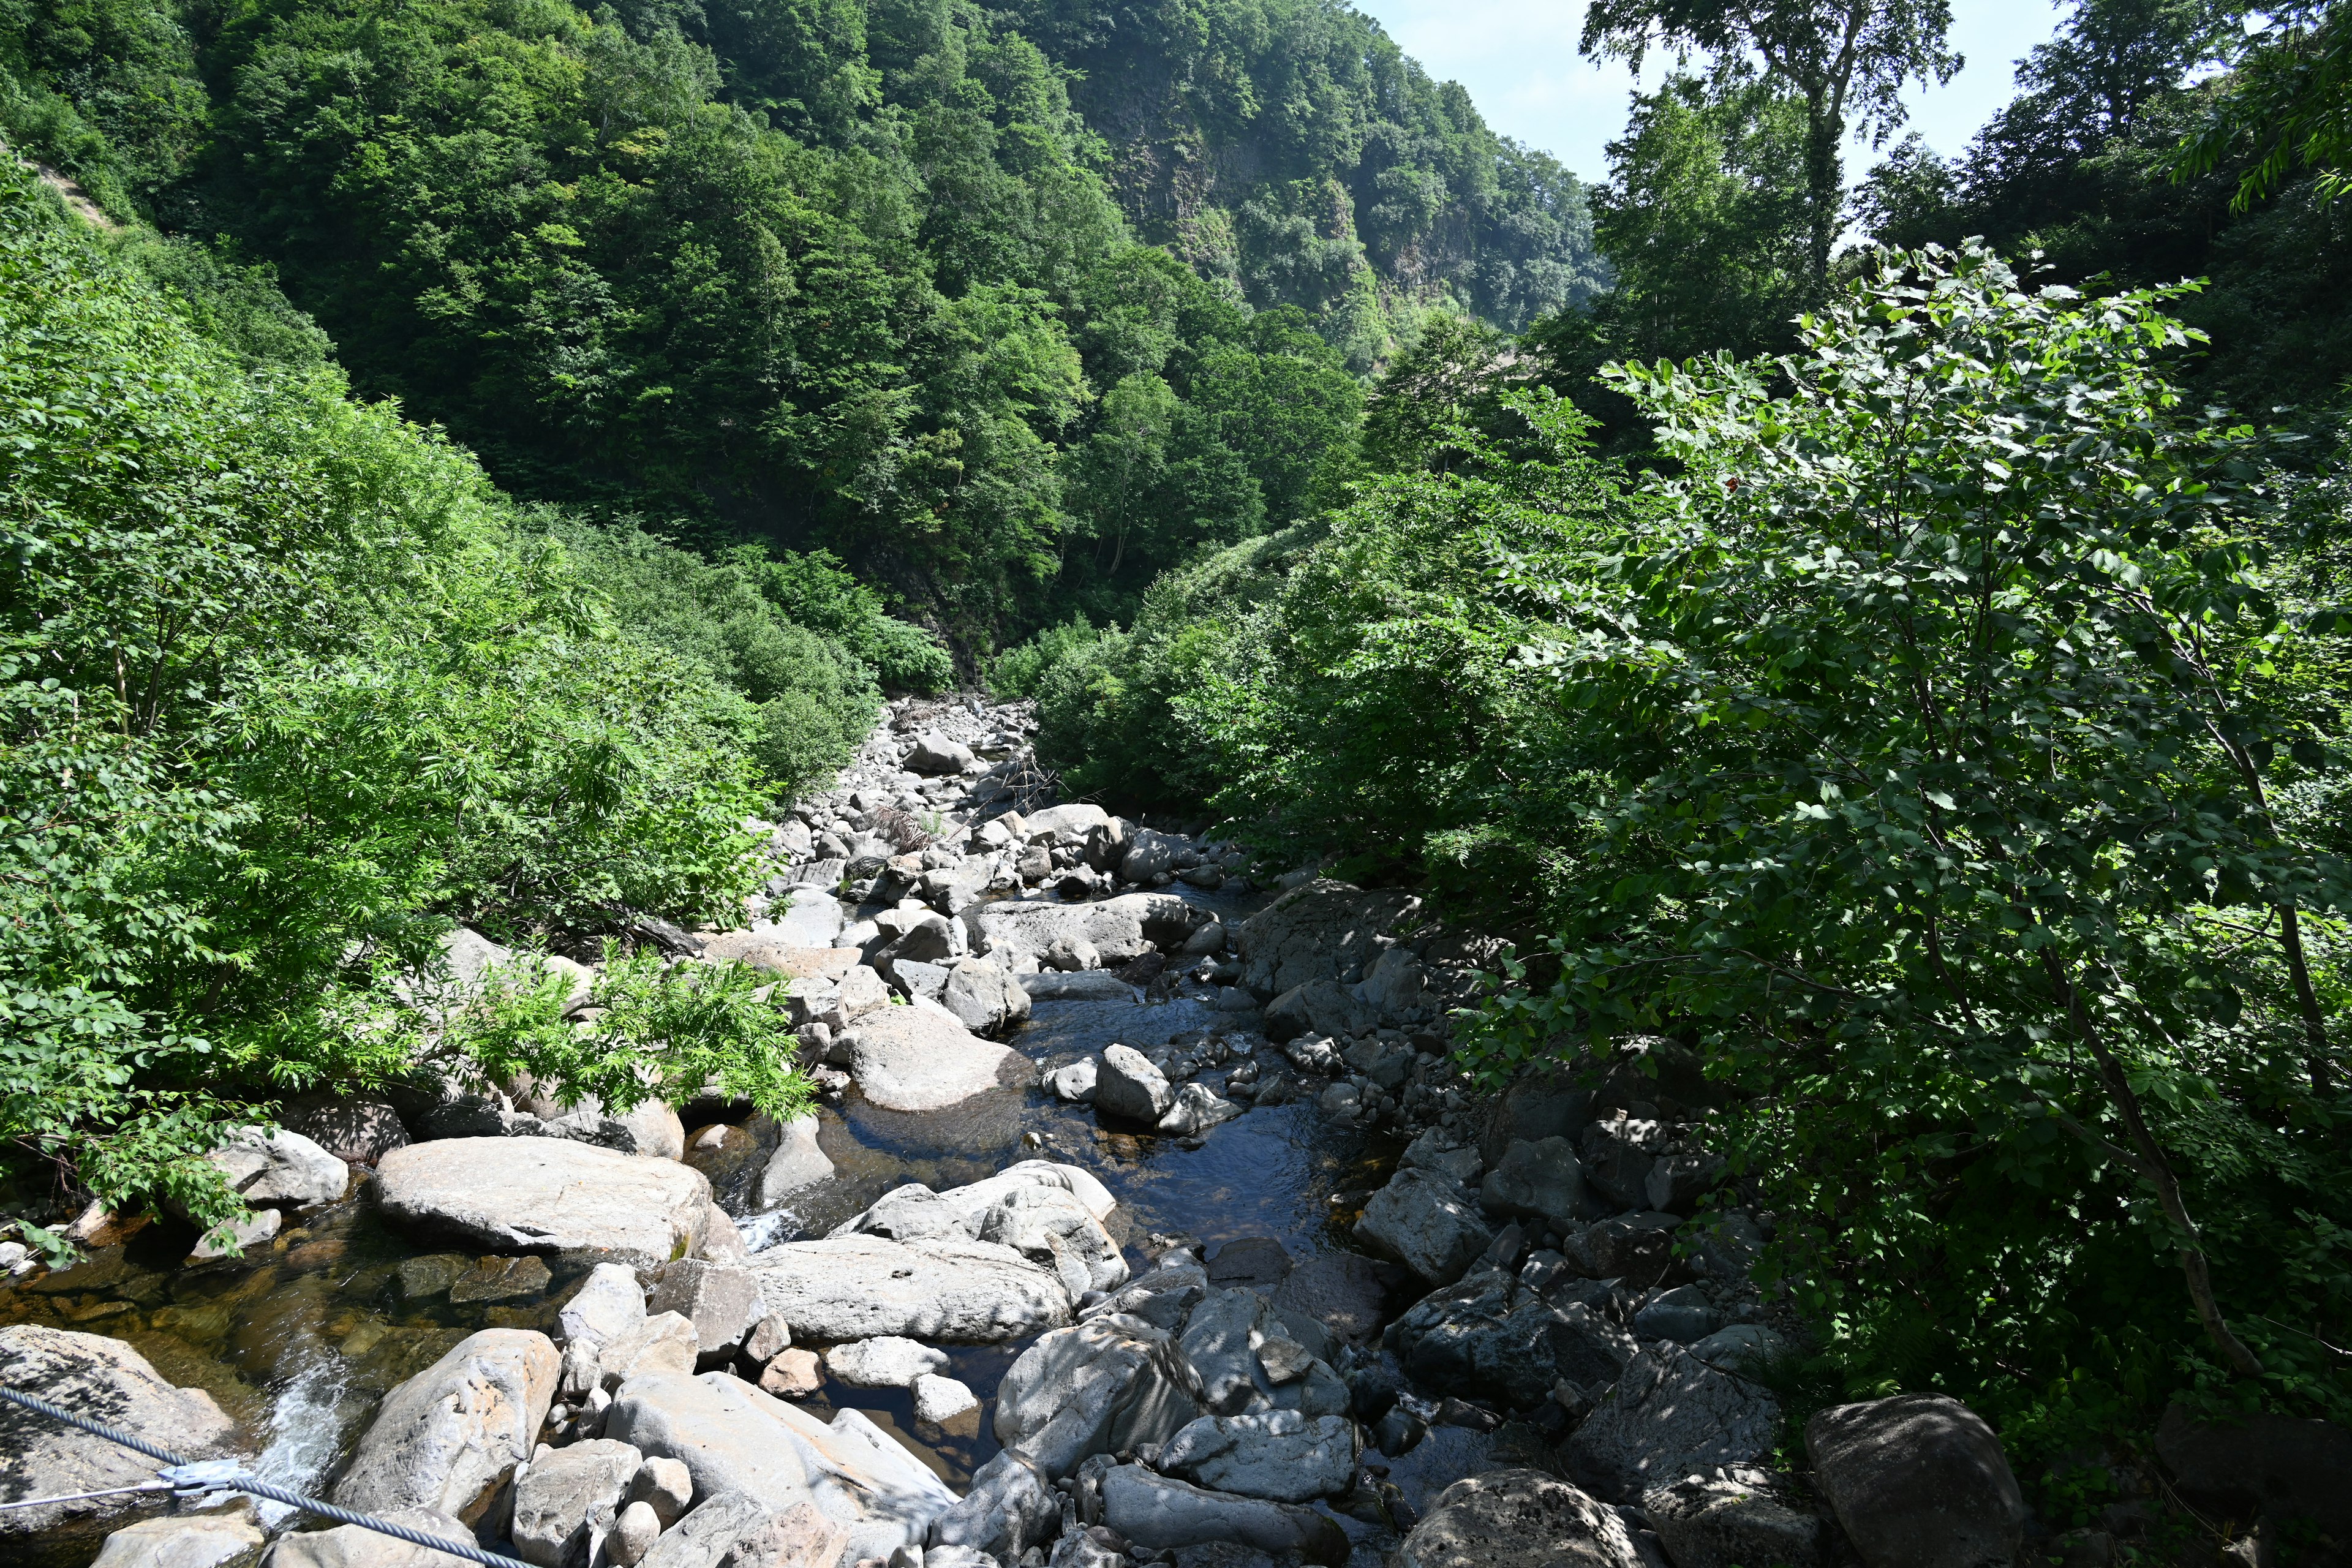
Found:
<box><xmin>2</xmin><ymin>889</ymin><xmax>1493</xmax><ymax>1567</ymax></box>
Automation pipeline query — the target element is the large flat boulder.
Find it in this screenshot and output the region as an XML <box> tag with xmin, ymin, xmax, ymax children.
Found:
<box><xmin>838</xmin><ymin>1005</ymin><xmax>1030</xmax><ymax>1112</ymax></box>
<box><xmin>995</xmin><ymin>1315</ymin><xmax>1202</xmax><ymax>1477</ymax></box>
<box><xmin>1566</xmin><ymin>1346</ymin><xmax>1780</xmax><ymax>1502</ymax></box>
<box><xmin>1355</xmin><ymin>1167</ymin><xmax>1494</xmax><ymax>1286</ymax></box>
<box><xmin>0</xmin><ymin>1327</ymin><xmax>241</xmax><ymax>1542</ymax></box>
<box><xmin>750</xmin><ymin>1234</ymin><xmax>1071</xmax><ymax>1343</ymax></box>
<box><xmin>1233</xmin><ymin>880</ymin><xmax>1417</xmax><ymax>998</ymax></box>
<box><xmin>92</xmin><ymin>1511</ymin><xmax>266</xmax><ymax>1568</ymax></box>
<box><xmin>1396</xmin><ymin>1469</ymin><xmax>1646</xmax><ymax>1568</ymax></box>
<box><xmin>332</xmin><ymin>1329</ymin><xmax>559</xmax><ymax>1527</ymax></box>
<box><xmin>1101</xmin><ymin>1465</ymin><xmax>1348</xmax><ymax>1566</ymax></box>
<box><xmin>1158</xmin><ymin>1411</ymin><xmax>1357</xmax><ymax>1503</ymax></box>
<box><xmin>698</xmin><ymin>936</ymin><xmax>861</xmax><ymax>981</ymax></box>
<box><xmin>970</xmin><ymin>893</ymin><xmax>1199</xmax><ymax>974</ymax></box>
<box><xmin>374</xmin><ymin>1137</ymin><xmax>711</xmax><ymax>1269</ymax></box>
<box><xmin>606</xmin><ymin>1371</ymin><xmax>956</xmax><ymax>1563</ymax></box>
<box><xmin>260</xmin><ymin>1507</ymin><xmax>475</xmax><ymax>1567</ymax></box>
<box><xmin>1806</xmin><ymin>1394</ymin><xmax>2027</xmax><ymax>1568</ymax></box>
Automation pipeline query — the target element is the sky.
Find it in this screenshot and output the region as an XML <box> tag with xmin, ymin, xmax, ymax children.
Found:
<box><xmin>1356</xmin><ymin>0</ymin><xmax>2075</xmax><ymax>183</ymax></box>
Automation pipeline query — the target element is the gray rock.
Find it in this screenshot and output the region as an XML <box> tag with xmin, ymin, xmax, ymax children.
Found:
<box><xmin>1084</xmin><ymin>1264</ymin><xmax>1208</xmax><ymax>1334</ymax></box>
<box><xmin>374</xmin><ymin>1137</ymin><xmax>712</xmax><ymax>1270</ymax></box>
<box><xmin>630</xmin><ymin>1456</ymin><xmax>693</xmax><ymax>1528</ymax></box>
<box><xmin>1478</xmin><ymin>1068</ymin><xmax>1594</xmax><ymax>1168</ymax></box>
<box><xmin>1480</xmin><ymin>1137</ymin><xmax>1599</xmax><ymax>1227</ymax></box>
<box><xmin>595</xmin><ymin>1313</ymin><xmax>701</xmax><ymax>1392</ymax></box>
<box><xmin>827</xmin><ymin>1336</ymin><xmax>950</xmax><ymax>1389</ymax></box>
<box><xmin>1396</xmin><ymin>1469</ymin><xmax>1646</xmax><ymax>1568</ymax></box>
<box><xmin>91</xmin><ymin>1511</ymin><xmax>264</xmax><ymax>1568</ymax></box>
<box><xmin>1096</xmin><ymin>1044</ymin><xmax>1174</xmax><ymax>1123</ymax></box>
<box><xmin>1567</xmin><ymin>1348</ymin><xmax>1780</xmax><ymax>1502</ymax></box>
<box><xmin>1157</xmin><ymin>1411</ymin><xmax>1357</xmax><ymax>1502</ymax></box>
<box><xmin>1630</xmin><ymin>1285</ymin><xmax>1717</xmax><ymax>1344</ymax></box>
<box><xmin>1178</xmin><ymin>1287</ymin><xmax>1274</xmax><ymax>1415</ymax></box>
<box><xmin>1099</xmin><ymin>1466</ymin><xmax>1346</xmax><ymax>1566</ymax></box>
<box><xmin>841</xmin><ymin>1005</ymin><xmax>1031</xmax><ymax>1112</ymax></box>
<box><xmin>927</xmin><ymin>1449</ymin><xmax>1060</xmax><ymax>1562</ymax></box>
<box><xmin>1232</xmin><ymin>880</ymin><xmax>1419</xmax><ymax>999</ymax></box>
<box><xmin>512</xmin><ymin>1438</ymin><xmax>641</xmax><ymax>1567</ymax></box>
<box><xmin>1262</xmin><ymin>979</ymin><xmax>1378</xmax><ymax>1042</ymax></box>
<box><xmin>606</xmin><ymin>1373</ymin><xmax>957</xmax><ymax>1563</ymax></box>
<box><xmin>878</xmin><ymin>912</ymin><xmax>966</xmax><ymax>973</ymax></box>
<box><xmin>1687</xmin><ymin>1212</ymin><xmax>1765</xmax><ymax>1283</ymax></box>
<box><xmin>1642</xmin><ymin>1475</ymin><xmax>1826</xmax><ymax>1568</ymax></box>
<box><xmin>558</xmin><ymin>1262</ymin><xmax>646</xmax><ymax>1348</ymax></box>
<box><xmin>1354</xmin><ymin>947</ymin><xmax>1427</xmax><ymax>1019</ymax></box>
<box><xmin>1025</xmin><ymin>971</ymin><xmax>1136</xmax><ymax>1002</ymax></box>
<box><xmin>533</xmin><ymin>1097</ymin><xmax>688</xmax><ymax>1161</ymax></box>
<box><xmin>750</xmin><ymin>1234</ymin><xmax>1071</xmax><ymax>1342</ymax></box>
<box><xmin>1157</xmin><ymin>1084</ymin><xmax>1241</xmax><ymax>1137</ymax></box>
<box><xmin>1686</xmin><ymin>1324</ymin><xmax>1787</xmax><ymax>1374</ymax></box>
<box><xmin>913</xmin><ymin>1374</ymin><xmax>979</xmax><ymax>1426</ymax></box>
<box><xmin>1340</xmin><ymin>1035</ymin><xmax>1414</xmax><ymax>1090</ymax></box>
<box><xmin>639</xmin><ymin>1493</ymin><xmax>847</xmax><ymax>1568</ymax></box>
<box><xmin>774</xmin><ymin>887</ymin><xmax>849</xmax><ymax>948</ymax></box>
<box><xmin>838</xmin><ymin>963</ymin><xmax>893</xmax><ymax>1024</ymax></box>
<box><xmin>280</xmin><ymin>1092</ymin><xmax>411</xmax><ymax>1166</ymax></box>
<box><xmin>206</xmin><ymin>1125</ymin><xmax>350</xmax><ymax>1210</ymax></box>
<box><xmin>931</xmin><ymin>1550</ymin><xmax>1003</xmax><ymax>1568</ymax></box>
<box><xmin>1356</xmin><ymin>1167</ymin><xmax>1496</xmax><ymax>1286</ymax></box>
<box><xmin>758</xmin><ymin>1115</ymin><xmax>835</xmax><ymax>1208</ymax></box>
<box><xmin>1270</xmin><ymin>1253</ymin><xmax>1389</xmax><ymax>1344</ymax></box>
<box><xmin>333</xmin><ymin>1329</ymin><xmax>559</xmax><ymax>1526</ymax></box>
<box><xmin>649</xmin><ymin>1260</ymin><xmax>763</xmax><ymax>1362</ymax></box>
<box><xmin>941</xmin><ymin>957</ymin><xmax>1031</xmax><ymax>1034</ymax></box>
<box><xmin>976</xmin><ymin>1182</ymin><xmax>1131</xmax><ymax>1296</ymax></box>
<box><xmin>1022</xmin><ymin>803</ymin><xmax>1112</xmax><ymax>840</ymax></box>
<box><xmin>1386</xmin><ymin>1269</ymin><xmax>1637</xmax><ymax>1409</ymax></box>
<box><xmin>1119</xmin><ymin>827</ymin><xmax>1194</xmax><ymax>882</ymax></box>
<box><xmin>1400</xmin><ymin>1130</ymin><xmax>1483</xmax><ymax>1186</ymax></box>
<box><xmin>1579</xmin><ymin>1118</ymin><xmax>1667</xmax><ymax>1212</ymax></box>
<box><xmin>971</xmin><ymin>895</ymin><xmax>1182</xmax><ymax>974</ymax></box>
<box><xmin>895</xmin><ymin>958</ymin><xmax>954</xmax><ymax>1003</ymax></box>
<box><xmin>1645</xmin><ymin>1152</ymin><xmax>1726</xmax><ymax>1215</ymax></box>
<box><xmin>908</xmin><ymin>732</ymin><xmax>978</xmax><ymax>774</ymax></box>
<box><xmin>260</xmin><ymin>1508</ymin><xmax>475</xmax><ymax>1568</ymax></box>
<box><xmin>1806</xmin><ymin>1395</ymin><xmax>2028</xmax><ymax>1568</ymax></box>
<box><xmin>610</xmin><ymin>1501</ymin><xmax>660</xmax><ymax>1567</ymax></box>
<box><xmin>996</xmin><ymin>1314</ymin><xmax>1201</xmax><ymax>1477</ymax></box>
<box><xmin>1204</xmin><ymin>1238</ymin><xmax>1291</xmax><ymax>1291</ymax></box>
<box><xmin>1578</xmin><ymin>1213</ymin><xmax>1681</xmax><ymax>1286</ymax></box>
<box><xmin>1048</xmin><ymin>1058</ymin><xmax>1100</xmax><ymax>1102</ymax></box>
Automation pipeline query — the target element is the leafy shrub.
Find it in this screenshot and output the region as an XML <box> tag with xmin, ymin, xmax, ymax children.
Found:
<box><xmin>987</xmin><ymin>615</ymin><xmax>1102</xmax><ymax>699</ymax></box>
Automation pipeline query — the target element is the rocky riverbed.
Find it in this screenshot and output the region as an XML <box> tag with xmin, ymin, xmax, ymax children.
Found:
<box><xmin>3</xmin><ymin>696</ymin><xmax>2327</xmax><ymax>1568</ymax></box>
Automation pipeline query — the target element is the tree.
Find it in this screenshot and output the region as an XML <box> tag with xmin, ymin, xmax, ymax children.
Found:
<box><xmin>1581</xmin><ymin>0</ymin><xmax>1961</xmax><ymax>295</ymax></box>
<box><xmin>2175</xmin><ymin>1</ymin><xmax>2352</xmax><ymax>209</ymax></box>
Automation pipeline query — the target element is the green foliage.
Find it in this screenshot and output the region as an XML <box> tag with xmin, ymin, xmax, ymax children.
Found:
<box><xmin>0</xmin><ymin>169</ymin><xmax>777</xmax><ymax>1239</ymax></box>
<box><xmin>441</xmin><ymin>946</ymin><xmax>813</xmax><ymax>1123</ymax></box>
<box><xmin>987</xmin><ymin>614</ymin><xmax>1101</xmax><ymax>699</ymax></box>
<box><xmin>2176</xmin><ymin>1</ymin><xmax>2352</xmax><ymax>210</ymax></box>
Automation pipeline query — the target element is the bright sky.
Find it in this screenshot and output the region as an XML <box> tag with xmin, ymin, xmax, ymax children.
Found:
<box><xmin>1358</xmin><ymin>0</ymin><xmax>2075</xmax><ymax>183</ymax></box>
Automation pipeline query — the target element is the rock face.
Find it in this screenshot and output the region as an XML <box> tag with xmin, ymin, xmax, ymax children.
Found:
<box><xmin>1642</xmin><ymin>1475</ymin><xmax>1826</xmax><ymax>1568</ymax></box>
<box><xmin>1806</xmin><ymin>1395</ymin><xmax>2027</xmax><ymax>1568</ymax></box>
<box><xmin>1396</xmin><ymin>1469</ymin><xmax>1647</xmax><ymax>1568</ymax></box>
<box><xmin>1095</xmin><ymin>1044</ymin><xmax>1174</xmax><ymax>1122</ymax></box>
<box><xmin>839</xmin><ymin>1005</ymin><xmax>1030</xmax><ymax>1112</ymax></box>
<box><xmin>374</xmin><ymin>1137</ymin><xmax>712</xmax><ymax>1270</ymax></box>
<box><xmin>0</xmin><ymin>1325</ymin><xmax>240</xmax><ymax>1539</ymax></box>
<box><xmin>1156</xmin><ymin>1411</ymin><xmax>1357</xmax><ymax>1503</ymax></box>
<box><xmin>605</xmin><ymin>1371</ymin><xmax>957</xmax><ymax>1563</ymax></box>
<box><xmin>1385</xmin><ymin>1269</ymin><xmax>1637</xmax><ymax>1409</ymax></box>
<box><xmin>332</xmin><ymin>1329</ymin><xmax>559</xmax><ymax>1527</ymax></box>
<box><xmin>92</xmin><ymin>1512</ymin><xmax>266</xmax><ymax>1568</ymax></box>
<box><xmin>1099</xmin><ymin>1465</ymin><xmax>1349</xmax><ymax>1566</ymax></box>
<box><xmin>1567</xmin><ymin>1347</ymin><xmax>1781</xmax><ymax>1503</ymax></box>
<box><xmin>995</xmin><ymin>1314</ymin><xmax>1202</xmax><ymax>1477</ymax></box>
<box><xmin>1356</xmin><ymin>1167</ymin><xmax>1495</xmax><ymax>1285</ymax></box>
<box><xmin>1232</xmin><ymin>880</ymin><xmax>1417</xmax><ymax>998</ymax></box>
<box><xmin>750</xmin><ymin>1234</ymin><xmax>1072</xmax><ymax>1343</ymax></box>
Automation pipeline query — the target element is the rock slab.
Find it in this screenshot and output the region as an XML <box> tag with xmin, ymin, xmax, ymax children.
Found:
<box><xmin>374</xmin><ymin>1137</ymin><xmax>711</xmax><ymax>1269</ymax></box>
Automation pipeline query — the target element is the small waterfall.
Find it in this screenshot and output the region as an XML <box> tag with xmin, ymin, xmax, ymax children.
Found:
<box><xmin>736</xmin><ymin>1209</ymin><xmax>805</xmax><ymax>1253</ymax></box>
<box><xmin>247</xmin><ymin>1353</ymin><xmax>352</xmax><ymax>1527</ymax></box>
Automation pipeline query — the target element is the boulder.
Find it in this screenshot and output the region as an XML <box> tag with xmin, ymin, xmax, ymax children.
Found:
<box><xmin>940</xmin><ymin>958</ymin><xmax>1031</xmax><ymax>1035</ymax></box>
<box><xmin>772</xmin><ymin>888</ymin><xmax>851</xmax><ymax>949</ymax></box>
<box><xmin>1806</xmin><ymin>1395</ymin><xmax>2027</xmax><ymax>1568</ymax></box>
<box><xmin>0</xmin><ymin>1326</ymin><xmax>240</xmax><ymax>1540</ymax></box>
<box><xmin>1232</xmin><ymin>881</ymin><xmax>1418</xmax><ymax>999</ymax></box>
<box><xmin>1630</xmin><ymin>1284</ymin><xmax>1717</xmax><ymax>1344</ymax></box>
<box><xmin>1385</xmin><ymin>1269</ymin><xmax>1637</xmax><ymax>1409</ymax></box>
<box><xmin>596</xmin><ymin>1313</ymin><xmax>701</xmax><ymax>1392</ymax></box>
<box><xmin>1400</xmin><ymin>1130</ymin><xmax>1483</xmax><ymax>1186</ymax></box>
<box><xmin>927</xmin><ymin>1449</ymin><xmax>1061</xmax><ymax>1562</ymax></box>
<box><xmin>1686</xmin><ymin>1324</ymin><xmax>1786</xmax><ymax>1374</ymax></box>
<box><xmin>1118</xmin><ymin>827</ymin><xmax>1197</xmax><ymax>882</ymax></box>
<box><xmin>1395</xmin><ymin>1469</ymin><xmax>1646</xmax><ymax>1568</ymax></box>
<box><xmin>1478</xmin><ymin>1067</ymin><xmax>1595</xmax><ymax>1167</ymax></box>
<box><xmin>1579</xmin><ymin>1118</ymin><xmax>1667</xmax><ymax>1213</ymax></box>
<box><xmin>631</xmin><ymin>1456</ymin><xmax>693</xmax><ymax>1528</ymax></box>
<box><xmin>913</xmin><ymin>1374</ymin><xmax>980</xmax><ymax>1426</ymax></box>
<box><xmin>606</xmin><ymin>1372</ymin><xmax>957</xmax><ymax>1563</ymax></box>
<box><xmin>1566</xmin><ymin>1347</ymin><xmax>1780</xmax><ymax>1502</ymax></box>
<box><xmin>280</xmin><ymin>1093</ymin><xmax>411</xmax><ymax>1166</ymax></box>
<box><xmin>1048</xmin><ymin>1058</ymin><xmax>1100</xmax><ymax>1102</ymax></box>
<box><xmin>907</xmin><ymin>732</ymin><xmax>978</xmax><ymax>774</ymax></box>
<box><xmin>1095</xmin><ymin>1045</ymin><xmax>1174</xmax><ymax>1123</ymax></box>
<box><xmin>1021</xmin><ymin>804</ymin><xmax>1112</xmax><ymax>841</ymax></box>
<box><xmin>559</xmin><ymin>1262</ymin><xmax>647</xmax><ymax>1348</ymax></box>
<box><xmin>333</xmin><ymin>1329</ymin><xmax>559</xmax><ymax>1526</ymax></box>
<box><xmin>835</xmin><ymin>1161</ymin><xmax>1117</xmax><ymax>1235</ymax></box>
<box><xmin>1642</xmin><ymin>1475</ymin><xmax>1826</xmax><ymax>1568</ymax></box>
<box><xmin>1355</xmin><ymin>1167</ymin><xmax>1495</xmax><ymax>1286</ymax></box>
<box><xmin>1354</xmin><ymin>947</ymin><xmax>1428</xmax><ymax>1019</ymax></box>
<box><xmin>649</xmin><ymin>1260</ymin><xmax>763</xmax><ymax>1361</ymax></box>
<box><xmin>698</xmin><ymin>935</ymin><xmax>861</xmax><ymax>980</ymax></box>
<box><xmin>374</xmin><ymin>1138</ymin><xmax>712</xmax><ymax>1270</ymax></box>
<box><xmin>205</xmin><ymin>1125</ymin><xmax>350</xmax><ymax>1210</ymax></box>
<box><xmin>761</xmin><ymin>1349</ymin><xmax>824</xmax><ymax>1398</ymax></box>
<box><xmin>2153</xmin><ymin>1403</ymin><xmax>2352</xmax><ymax>1542</ymax></box>
<box><xmin>976</xmin><ymin>1182</ymin><xmax>1131</xmax><ymax>1295</ymax></box>
<box><xmin>1261</xmin><ymin>979</ymin><xmax>1378</xmax><ymax>1042</ymax></box>
<box><xmin>840</xmin><ymin>1006</ymin><xmax>1030</xmax><ymax>1112</ymax></box>
<box><xmin>827</xmin><ymin>1336</ymin><xmax>949</xmax><ymax>1389</ymax></box>
<box><xmin>1270</xmin><ymin>1253</ymin><xmax>1390</xmax><ymax>1344</ymax></box>
<box><xmin>533</xmin><ymin>1096</ymin><xmax>688</xmax><ymax>1161</ymax></box>
<box><xmin>1026</xmin><ymin>972</ymin><xmax>1136</xmax><ymax>1002</ymax></box>
<box><xmin>639</xmin><ymin>1493</ymin><xmax>846</xmax><ymax>1568</ymax></box>
<box><xmin>512</xmin><ymin>1438</ymin><xmax>642</xmax><ymax>1568</ymax></box>
<box><xmin>996</xmin><ymin>1314</ymin><xmax>1202</xmax><ymax>1477</ymax></box>
<box><xmin>1480</xmin><ymin>1138</ymin><xmax>1599</xmax><ymax>1227</ymax></box>
<box><xmin>1645</xmin><ymin>1150</ymin><xmax>1727</xmax><ymax>1214</ymax></box>
<box><xmin>1085</xmin><ymin>1262</ymin><xmax>1210</xmax><ymax>1335</ymax></box>
<box><xmin>1177</xmin><ymin>1287</ymin><xmax>1275</xmax><ymax>1415</ymax></box>
<box><xmin>972</xmin><ymin>893</ymin><xmax>1201</xmax><ymax>974</ymax></box>
<box><xmin>758</xmin><ymin>1115</ymin><xmax>836</xmax><ymax>1207</ymax></box>
<box><xmin>1341</xmin><ymin>1035</ymin><xmax>1414</xmax><ymax>1091</ymax></box>
<box><xmin>260</xmin><ymin>1508</ymin><xmax>475</xmax><ymax>1568</ymax></box>
<box><xmin>1099</xmin><ymin>1466</ymin><xmax>1347</xmax><ymax>1566</ymax></box>
<box><xmin>1157</xmin><ymin>1411</ymin><xmax>1357</xmax><ymax>1503</ymax></box>
<box><xmin>750</xmin><ymin>1234</ymin><xmax>1071</xmax><ymax>1343</ymax></box>
<box><xmin>1204</xmin><ymin>1238</ymin><xmax>1292</xmax><ymax>1291</ymax></box>
<box><xmin>1157</xmin><ymin>1084</ymin><xmax>1241</xmax><ymax>1137</ymax></box>
<box><xmin>837</xmin><ymin>964</ymin><xmax>892</xmax><ymax>1024</ymax></box>
<box><xmin>92</xmin><ymin>1512</ymin><xmax>265</xmax><ymax>1568</ymax></box>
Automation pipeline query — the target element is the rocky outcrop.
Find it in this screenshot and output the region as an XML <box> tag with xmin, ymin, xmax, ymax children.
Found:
<box><xmin>374</xmin><ymin>1137</ymin><xmax>712</xmax><ymax>1269</ymax></box>
<box><xmin>0</xmin><ymin>1326</ymin><xmax>241</xmax><ymax>1540</ymax></box>
<box><xmin>1806</xmin><ymin>1395</ymin><xmax>2027</xmax><ymax>1568</ymax></box>
<box><xmin>1232</xmin><ymin>880</ymin><xmax>1418</xmax><ymax>998</ymax></box>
